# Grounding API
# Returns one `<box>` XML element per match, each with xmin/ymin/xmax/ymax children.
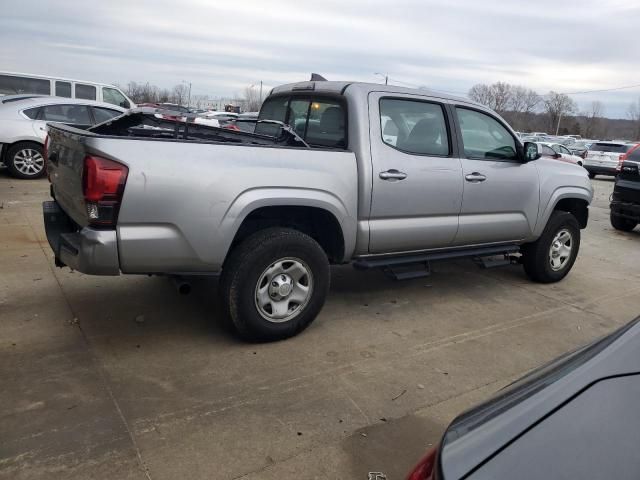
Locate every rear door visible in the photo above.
<box><xmin>368</xmin><ymin>93</ymin><xmax>463</xmax><ymax>253</ymax></box>
<box><xmin>452</xmin><ymin>106</ymin><xmax>539</xmax><ymax>246</ymax></box>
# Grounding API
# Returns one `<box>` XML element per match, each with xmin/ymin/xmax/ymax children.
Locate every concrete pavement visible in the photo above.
<box><xmin>1</xmin><ymin>172</ymin><xmax>639</xmax><ymax>479</ymax></box>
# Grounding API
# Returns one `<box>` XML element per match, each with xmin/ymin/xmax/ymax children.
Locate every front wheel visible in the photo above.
<box><xmin>219</xmin><ymin>228</ymin><xmax>330</xmax><ymax>342</ymax></box>
<box><xmin>610</xmin><ymin>212</ymin><xmax>637</xmax><ymax>232</ymax></box>
<box><xmin>522</xmin><ymin>211</ymin><xmax>580</xmax><ymax>283</ymax></box>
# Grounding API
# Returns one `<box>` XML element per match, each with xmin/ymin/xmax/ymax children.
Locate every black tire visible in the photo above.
<box><xmin>588</xmin><ymin>172</ymin><xmax>596</xmax><ymax>179</ymax></box>
<box><xmin>219</xmin><ymin>228</ymin><xmax>330</xmax><ymax>342</ymax></box>
<box><xmin>522</xmin><ymin>211</ymin><xmax>580</xmax><ymax>283</ymax></box>
<box><xmin>610</xmin><ymin>212</ymin><xmax>637</xmax><ymax>232</ymax></box>
<box><xmin>5</xmin><ymin>142</ymin><xmax>46</xmax><ymax>179</ymax></box>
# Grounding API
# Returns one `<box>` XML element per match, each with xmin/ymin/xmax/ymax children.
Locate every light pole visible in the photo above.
<box><xmin>182</xmin><ymin>80</ymin><xmax>192</xmax><ymax>108</ymax></box>
<box><xmin>374</xmin><ymin>72</ymin><xmax>388</xmax><ymax>85</ymax></box>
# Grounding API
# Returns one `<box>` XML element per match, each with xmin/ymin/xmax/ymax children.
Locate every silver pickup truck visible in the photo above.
<box><xmin>43</xmin><ymin>81</ymin><xmax>593</xmax><ymax>341</ymax></box>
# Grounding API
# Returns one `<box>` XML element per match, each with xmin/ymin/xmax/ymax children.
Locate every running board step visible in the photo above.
<box><xmin>353</xmin><ymin>245</ymin><xmax>520</xmax><ymax>271</ymax></box>
<box><xmin>383</xmin><ymin>262</ymin><xmax>431</xmax><ymax>280</ymax></box>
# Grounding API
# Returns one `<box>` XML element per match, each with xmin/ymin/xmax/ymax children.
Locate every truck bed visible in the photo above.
<box><xmin>45</xmin><ymin>117</ymin><xmax>359</xmax><ymax>274</ymax></box>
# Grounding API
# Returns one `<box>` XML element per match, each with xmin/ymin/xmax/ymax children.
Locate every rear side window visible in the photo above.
<box><xmin>75</xmin><ymin>84</ymin><xmax>96</xmax><ymax>100</ymax></box>
<box><xmin>380</xmin><ymin>98</ymin><xmax>449</xmax><ymax>156</ymax></box>
<box><xmin>589</xmin><ymin>143</ymin><xmax>628</xmax><ymax>153</ymax></box>
<box><xmin>40</xmin><ymin>104</ymin><xmax>92</xmax><ymax>124</ymax></box>
<box><xmin>0</xmin><ymin>75</ymin><xmax>50</xmax><ymax>95</ymax></box>
<box><xmin>456</xmin><ymin>108</ymin><xmax>517</xmax><ymax>160</ymax></box>
<box><xmin>55</xmin><ymin>81</ymin><xmax>71</xmax><ymax>98</ymax></box>
<box><xmin>102</xmin><ymin>87</ymin><xmax>130</xmax><ymax>108</ymax></box>
<box><xmin>256</xmin><ymin>96</ymin><xmax>347</xmax><ymax>148</ymax></box>
<box><xmin>22</xmin><ymin>107</ymin><xmax>40</xmax><ymax>119</ymax></box>
<box><xmin>92</xmin><ymin>107</ymin><xmax>121</xmax><ymax>124</ymax></box>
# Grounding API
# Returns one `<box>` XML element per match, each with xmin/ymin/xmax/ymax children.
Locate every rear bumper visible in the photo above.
<box><xmin>611</xmin><ymin>201</ymin><xmax>640</xmax><ymax>222</ymax></box>
<box><xmin>584</xmin><ymin>165</ymin><xmax>617</xmax><ymax>175</ymax></box>
<box><xmin>43</xmin><ymin>201</ymin><xmax>120</xmax><ymax>275</ymax></box>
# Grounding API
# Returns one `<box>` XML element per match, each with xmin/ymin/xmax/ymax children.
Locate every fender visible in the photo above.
<box><xmin>533</xmin><ymin>185</ymin><xmax>593</xmax><ymax>237</ymax></box>
<box><xmin>218</xmin><ymin>187</ymin><xmax>358</xmax><ymax>263</ymax></box>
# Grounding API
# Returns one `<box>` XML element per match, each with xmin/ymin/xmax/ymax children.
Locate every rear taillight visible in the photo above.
<box><xmin>406</xmin><ymin>445</ymin><xmax>439</xmax><ymax>480</ymax></box>
<box><xmin>617</xmin><ymin>154</ymin><xmax>628</xmax><ymax>172</ymax></box>
<box><xmin>223</xmin><ymin>124</ymin><xmax>241</xmax><ymax>131</ymax></box>
<box><xmin>82</xmin><ymin>155</ymin><xmax>128</xmax><ymax>226</ymax></box>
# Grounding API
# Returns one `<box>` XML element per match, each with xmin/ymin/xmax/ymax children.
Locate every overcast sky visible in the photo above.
<box><xmin>1</xmin><ymin>0</ymin><xmax>639</xmax><ymax>117</ymax></box>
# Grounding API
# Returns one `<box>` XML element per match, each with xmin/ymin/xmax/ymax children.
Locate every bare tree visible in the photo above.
<box><xmin>627</xmin><ymin>98</ymin><xmax>640</xmax><ymax>140</ymax></box>
<box><xmin>468</xmin><ymin>83</ymin><xmax>494</xmax><ymax>108</ymax></box>
<box><xmin>242</xmin><ymin>85</ymin><xmax>263</xmax><ymax>112</ymax></box>
<box><xmin>508</xmin><ymin>86</ymin><xmax>540</xmax><ymax>130</ymax></box>
<box><xmin>583</xmin><ymin>101</ymin><xmax>604</xmax><ymax>139</ymax></box>
<box><xmin>543</xmin><ymin>92</ymin><xmax>577</xmax><ymax>133</ymax></box>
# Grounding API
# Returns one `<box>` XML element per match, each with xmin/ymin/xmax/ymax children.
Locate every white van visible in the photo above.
<box><xmin>0</xmin><ymin>72</ymin><xmax>135</xmax><ymax>108</ymax></box>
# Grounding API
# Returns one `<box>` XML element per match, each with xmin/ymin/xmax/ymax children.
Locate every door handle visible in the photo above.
<box><xmin>465</xmin><ymin>172</ymin><xmax>487</xmax><ymax>183</ymax></box>
<box><xmin>379</xmin><ymin>169</ymin><xmax>407</xmax><ymax>181</ymax></box>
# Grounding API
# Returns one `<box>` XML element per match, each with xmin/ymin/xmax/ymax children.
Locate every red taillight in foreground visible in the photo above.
<box><xmin>406</xmin><ymin>445</ymin><xmax>439</xmax><ymax>480</ymax></box>
<box><xmin>82</xmin><ymin>155</ymin><xmax>128</xmax><ymax>226</ymax></box>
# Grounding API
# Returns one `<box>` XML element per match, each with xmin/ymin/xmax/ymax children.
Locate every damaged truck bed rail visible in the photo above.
<box><xmin>89</xmin><ymin>108</ymin><xmax>310</xmax><ymax>147</ymax></box>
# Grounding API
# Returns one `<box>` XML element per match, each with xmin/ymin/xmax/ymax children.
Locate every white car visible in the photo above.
<box><xmin>0</xmin><ymin>96</ymin><xmax>125</xmax><ymax>178</ymax></box>
<box><xmin>537</xmin><ymin>142</ymin><xmax>585</xmax><ymax>166</ymax></box>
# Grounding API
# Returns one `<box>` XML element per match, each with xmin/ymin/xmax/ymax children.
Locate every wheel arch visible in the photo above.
<box><xmin>536</xmin><ymin>187</ymin><xmax>591</xmax><ymax>236</ymax></box>
<box><xmin>219</xmin><ymin>188</ymin><xmax>357</xmax><ymax>265</ymax></box>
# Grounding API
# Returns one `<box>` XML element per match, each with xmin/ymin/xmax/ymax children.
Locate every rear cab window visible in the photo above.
<box><xmin>256</xmin><ymin>95</ymin><xmax>347</xmax><ymax>149</ymax></box>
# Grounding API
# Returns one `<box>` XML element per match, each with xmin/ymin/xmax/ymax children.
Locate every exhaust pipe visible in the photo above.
<box><xmin>170</xmin><ymin>276</ymin><xmax>191</xmax><ymax>295</ymax></box>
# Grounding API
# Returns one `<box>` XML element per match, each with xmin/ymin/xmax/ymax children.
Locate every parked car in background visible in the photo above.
<box><xmin>406</xmin><ymin>317</ymin><xmax>640</xmax><ymax>480</ymax></box>
<box><xmin>610</xmin><ymin>158</ymin><xmax>640</xmax><ymax>232</ymax></box>
<box><xmin>43</xmin><ymin>80</ymin><xmax>592</xmax><ymax>342</ymax></box>
<box><xmin>567</xmin><ymin>140</ymin><xmax>592</xmax><ymax>158</ymax></box>
<box><xmin>536</xmin><ymin>142</ymin><xmax>584</xmax><ymax>166</ymax></box>
<box><xmin>584</xmin><ymin>141</ymin><xmax>639</xmax><ymax>178</ymax></box>
<box><xmin>0</xmin><ymin>97</ymin><xmax>125</xmax><ymax>178</ymax></box>
<box><xmin>0</xmin><ymin>72</ymin><xmax>134</xmax><ymax>108</ymax></box>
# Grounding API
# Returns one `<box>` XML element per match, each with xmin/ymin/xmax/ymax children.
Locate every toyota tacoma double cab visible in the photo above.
<box><xmin>43</xmin><ymin>80</ymin><xmax>593</xmax><ymax>341</ymax></box>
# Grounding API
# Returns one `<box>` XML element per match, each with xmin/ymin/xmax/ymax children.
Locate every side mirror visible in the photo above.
<box><xmin>523</xmin><ymin>142</ymin><xmax>541</xmax><ymax>162</ymax></box>
<box><xmin>553</xmin><ymin>153</ymin><xmax>562</xmax><ymax>159</ymax></box>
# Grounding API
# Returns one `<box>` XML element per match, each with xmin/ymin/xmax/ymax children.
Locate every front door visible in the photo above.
<box><xmin>368</xmin><ymin>93</ymin><xmax>463</xmax><ymax>253</ymax></box>
<box><xmin>452</xmin><ymin>106</ymin><xmax>539</xmax><ymax>246</ymax></box>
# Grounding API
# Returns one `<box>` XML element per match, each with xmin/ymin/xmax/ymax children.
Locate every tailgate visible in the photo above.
<box><xmin>47</xmin><ymin>125</ymin><xmax>91</xmax><ymax>226</ymax></box>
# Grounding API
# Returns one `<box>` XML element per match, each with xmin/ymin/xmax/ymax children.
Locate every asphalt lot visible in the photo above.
<box><xmin>1</xmin><ymin>172</ymin><xmax>639</xmax><ymax>480</ymax></box>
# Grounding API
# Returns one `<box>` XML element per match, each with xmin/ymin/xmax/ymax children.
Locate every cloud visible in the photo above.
<box><xmin>1</xmin><ymin>0</ymin><xmax>638</xmax><ymax>117</ymax></box>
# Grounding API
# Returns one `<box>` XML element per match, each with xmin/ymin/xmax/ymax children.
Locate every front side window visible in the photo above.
<box><xmin>40</xmin><ymin>104</ymin><xmax>91</xmax><ymax>124</ymax></box>
<box><xmin>255</xmin><ymin>96</ymin><xmax>346</xmax><ymax>148</ymax></box>
<box><xmin>55</xmin><ymin>81</ymin><xmax>71</xmax><ymax>98</ymax></box>
<box><xmin>75</xmin><ymin>84</ymin><xmax>96</xmax><ymax>100</ymax></box>
<box><xmin>380</xmin><ymin>98</ymin><xmax>449</xmax><ymax>156</ymax></box>
<box><xmin>0</xmin><ymin>75</ymin><xmax>50</xmax><ymax>95</ymax></box>
<box><xmin>456</xmin><ymin>108</ymin><xmax>517</xmax><ymax>160</ymax></box>
<box><xmin>102</xmin><ymin>87</ymin><xmax>130</xmax><ymax>108</ymax></box>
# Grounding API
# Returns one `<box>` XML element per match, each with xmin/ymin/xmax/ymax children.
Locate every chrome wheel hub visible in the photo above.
<box><xmin>255</xmin><ymin>258</ymin><xmax>313</xmax><ymax>323</ymax></box>
<box><xmin>13</xmin><ymin>148</ymin><xmax>44</xmax><ymax>176</ymax></box>
<box><xmin>549</xmin><ymin>229</ymin><xmax>573</xmax><ymax>271</ymax></box>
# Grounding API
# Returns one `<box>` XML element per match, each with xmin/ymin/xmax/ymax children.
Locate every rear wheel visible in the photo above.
<box><xmin>522</xmin><ymin>211</ymin><xmax>580</xmax><ymax>283</ymax></box>
<box><xmin>610</xmin><ymin>212</ymin><xmax>637</xmax><ymax>232</ymax></box>
<box><xmin>219</xmin><ymin>228</ymin><xmax>330</xmax><ymax>342</ymax></box>
<box><xmin>5</xmin><ymin>142</ymin><xmax>46</xmax><ymax>179</ymax></box>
